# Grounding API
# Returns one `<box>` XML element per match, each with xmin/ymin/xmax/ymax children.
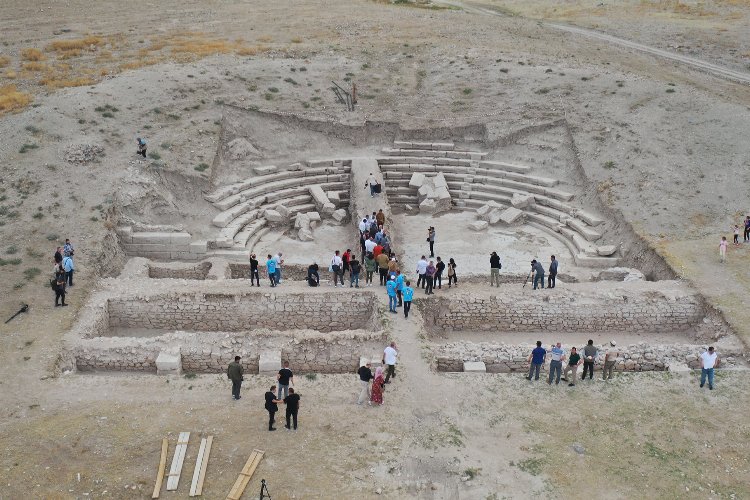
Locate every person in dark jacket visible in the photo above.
<box><xmin>435</xmin><ymin>256</ymin><xmax>445</xmax><ymax>289</ymax></box>
<box><xmin>54</xmin><ymin>265</ymin><xmax>67</xmax><ymax>307</ymax></box>
<box><xmin>307</xmin><ymin>263</ymin><xmax>320</xmax><ymax>286</ymax></box>
<box><xmin>249</xmin><ymin>254</ymin><xmax>260</xmax><ymax>286</ymax></box>
<box><xmin>548</xmin><ymin>255</ymin><xmax>558</xmax><ymax>289</ymax></box>
<box><xmin>227</xmin><ymin>356</ymin><xmax>244</xmax><ymax>400</ymax></box>
<box><xmin>284</xmin><ymin>388</ymin><xmax>301</xmax><ymax>430</ymax></box>
<box><xmin>490</xmin><ymin>252</ymin><xmax>502</xmax><ymax>287</ymax></box>
<box><xmin>264</xmin><ymin>386</ymin><xmax>283</xmax><ymax>431</ymax></box>
<box><xmin>531</xmin><ymin>259</ymin><xmax>545</xmax><ymax>290</ymax></box>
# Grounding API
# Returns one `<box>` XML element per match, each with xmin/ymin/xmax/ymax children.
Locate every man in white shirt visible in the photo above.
<box><xmin>358</xmin><ymin>218</ymin><xmax>368</xmax><ymax>234</ymax></box>
<box><xmin>364</xmin><ymin>237</ymin><xmax>377</xmax><ymax>254</ymax></box>
<box><xmin>603</xmin><ymin>341</ymin><xmax>619</xmax><ymax>381</ymax></box>
<box><xmin>700</xmin><ymin>346</ymin><xmax>720</xmax><ymax>390</ymax></box>
<box><xmin>330</xmin><ymin>251</ymin><xmax>343</xmax><ymax>287</ymax></box>
<box><xmin>416</xmin><ymin>256</ymin><xmax>428</xmax><ymax>289</ymax></box>
<box><xmin>382</xmin><ymin>342</ymin><xmax>398</xmax><ymax>384</ymax></box>
<box><xmin>273</xmin><ymin>252</ymin><xmax>284</xmax><ymax>285</ymax></box>
<box><xmin>365</xmin><ymin>173</ymin><xmax>380</xmax><ymax>197</ymax></box>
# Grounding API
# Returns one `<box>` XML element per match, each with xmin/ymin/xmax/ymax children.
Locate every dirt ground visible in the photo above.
<box><xmin>2</xmin><ymin>0</ymin><xmax>750</xmax><ymax>498</ymax></box>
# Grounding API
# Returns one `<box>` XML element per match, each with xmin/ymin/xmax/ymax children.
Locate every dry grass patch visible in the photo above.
<box><xmin>21</xmin><ymin>48</ymin><xmax>45</xmax><ymax>61</ymax></box>
<box><xmin>0</xmin><ymin>56</ymin><xmax>10</xmax><ymax>68</ymax></box>
<box><xmin>118</xmin><ymin>56</ymin><xmax>163</xmax><ymax>71</ymax></box>
<box><xmin>0</xmin><ymin>85</ymin><xmax>32</xmax><ymax>114</ymax></box>
<box><xmin>22</xmin><ymin>62</ymin><xmax>50</xmax><ymax>72</ymax></box>
<box><xmin>235</xmin><ymin>45</ymin><xmax>271</xmax><ymax>56</ymax></box>
<box><xmin>169</xmin><ymin>34</ymin><xmax>236</xmax><ymax>59</ymax></box>
<box><xmin>4</xmin><ymin>70</ymin><xmax>17</xmax><ymax>79</ymax></box>
<box><xmin>48</xmin><ymin>36</ymin><xmax>105</xmax><ymax>54</ymax></box>
<box><xmin>39</xmin><ymin>73</ymin><xmax>96</xmax><ymax>89</ymax></box>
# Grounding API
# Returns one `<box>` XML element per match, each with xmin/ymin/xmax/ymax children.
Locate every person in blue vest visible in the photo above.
<box><xmin>402</xmin><ymin>280</ymin><xmax>414</xmax><ymax>319</ymax></box>
<box><xmin>394</xmin><ymin>270</ymin><xmax>405</xmax><ymax>307</ymax></box>
<box><xmin>265</xmin><ymin>254</ymin><xmax>277</xmax><ymax>287</ymax></box>
<box><xmin>386</xmin><ymin>275</ymin><xmax>397</xmax><ymax>313</ymax></box>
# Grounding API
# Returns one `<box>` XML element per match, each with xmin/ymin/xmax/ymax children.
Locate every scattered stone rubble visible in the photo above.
<box><xmin>64</xmin><ymin>143</ymin><xmax>105</xmax><ymax>165</ymax></box>
<box><xmin>408</xmin><ymin>172</ymin><xmax>452</xmax><ymax>214</ymax></box>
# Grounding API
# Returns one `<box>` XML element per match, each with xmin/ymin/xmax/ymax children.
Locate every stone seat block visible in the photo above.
<box><xmin>479</xmin><ymin>160</ymin><xmax>532</xmax><ymax>173</ymax></box>
<box><xmin>464</xmin><ymin>361</ymin><xmax>487</xmax><ymax>373</ymax></box>
<box><xmin>409</xmin><ymin>172</ymin><xmax>426</xmax><ymax>188</ymax></box>
<box><xmin>259</xmin><ymin>351</ymin><xmax>281</xmax><ymax>375</ymax></box>
<box><xmin>254</xmin><ymin>165</ymin><xmax>278</xmax><ymax>175</ymax></box>
<box><xmin>567</xmin><ymin>218</ymin><xmax>602</xmax><ymax>242</ymax></box>
<box><xmin>156</xmin><ymin>350</ymin><xmax>182</xmax><ymax>375</ymax></box>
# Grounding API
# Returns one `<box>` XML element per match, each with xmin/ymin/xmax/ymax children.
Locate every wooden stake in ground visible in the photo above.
<box><xmin>189</xmin><ymin>436</ymin><xmax>213</xmax><ymax>497</ymax></box>
<box><xmin>226</xmin><ymin>449</ymin><xmax>265</xmax><ymax>500</ymax></box>
<box><xmin>151</xmin><ymin>438</ymin><xmax>168</xmax><ymax>499</ymax></box>
<box><xmin>166</xmin><ymin>432</ymin><xmax>190</xmax><ymax>491</ymax></box>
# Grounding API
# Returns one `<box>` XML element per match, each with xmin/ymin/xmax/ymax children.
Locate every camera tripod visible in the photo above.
<box><xmin>259</xmin><ymin>479</ymin><xmax>271</xmax><ymax>499</ymax></box>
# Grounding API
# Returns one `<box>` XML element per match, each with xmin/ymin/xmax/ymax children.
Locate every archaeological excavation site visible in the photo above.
<box><xmin>60</xmin><ymin>109</ymin><xmax>744</xmax><ymax>380</ymax></box>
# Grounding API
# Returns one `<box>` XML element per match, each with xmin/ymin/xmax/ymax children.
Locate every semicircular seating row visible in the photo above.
<box><xmin>377</xmin><ymin>142</ymin><xmax>619</xmax><ymax>268</ymax></box>
<box><xmin>203</xmin><ymin>161</ymin><xmax>351</xmax><ymax>257</ymax></box>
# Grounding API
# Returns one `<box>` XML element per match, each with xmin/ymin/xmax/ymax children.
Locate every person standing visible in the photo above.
<box><xmin>365</xmin><ymin>173</ymin><xmax>380</xmax><ymax>197</ymax></box>
<box><xmin>547</xmin><ymin>342</ymin><xmax>564</xmax><ymax>385</ymax></box>
<box><xmin>733</xmin><ymin>225</ymin><xmax>740</xmax><ymax>246</ymax></box>
<box><xmin>371</xmin><ymin>367</ymin><xmax>385</xmax><ymax>406</ymax></box>
<box><xmin>376</xmin><ymin>251</ymin><xmax>389</xmax><ymax>286</ymax></box>
<box><xmin>386</xmin><ymin>275</ymin><xmax>398</xmax><ymax>313</ymax></box>
<box><xmin>63</xmin><ymin>238</ymin><xmax>74</xmax><ymax>257</ymax></box>
<box><xmin>435</xmin><ymin>256</ymin><xmax>445</xmax><ymax>289</ymax></box>
<box><xmin>342</xmin><ymin>249</ymin><xmax>352</xmax><ymax>277</ymax></box>
<box><xmin>62</xmin><ymin>253</ymin><xmax>75</xmax><ymax>287</ymax></box>
<box><xmin>307</xmin><ymin>262</ymin><xmax>320</xmax><ymax>286</ymax></box>
<box><xmin>330</xmin><ymin>250</ymin><xmax>344</xmax><ymax>286</ymax></box>
<box><xmin>349</xmin><ymin>255</ymin><xmax>361</xmax><ymax>288</ymax></box>
<box><xmin>273</xmin><ymin>252</ymin><xmax>284</xmax><ymax>285</ymax></box>
<box><xmin>283</xmin><ymin>388</ymin><xmax>301</xmax><ymax>430</ymax></box>
<box><xmin>526</xmin><ymin>341</ymin><xmax>546</xmax><ymax>381</ymax></box>
<box><xmin>364</xmin><ymin>252</ymin><xmax>377</xmax><ymax>287</ymax></box>
<box><xmin>447</xmin><ymin>258</ymin><xmax>458</xmax><ymax>288</ymax></box>
<box><xmin>266</xmin><ymin>254</ymin><xmax>277</xmax><ymax>287</ymax></box>
<box><xmin>744</xmin><ymin>216</ymin><xmax>750</xmax><ymax>243</ymax></box>
<box><xmin>359</xmin><ymin>217</ymin><xmax>369</xmax><ymax>235</ymax></box>
<box><xmin>719</xmin><ymin>236</ymin><xmax>728</xmax><ymax>263</ymax></box>
<box><xmin>425</xmin><ymin>260</ymin><xmax>436</xmax><ymax>295</ymax></box>
<box><xmin>264</xmin><ymin>386</ymin><xmax>283</xmax><ymax>431</ymax></box>
<box><xmin>416</xmin><ymin>256</ymin><xmax>428</xmax><ymax>289</ymax></box>
<box><xmin>53</xmin><ymin>265</ymin><xmax>67</xmax><ymax>307</ymax></box>
<box><xmin>700</xmin><ymin>346</ymin><xmax>720</xmax><ymax>390</ymax></box>
<box><xmin>136</xmin><ymin>137</ymin><xmax>147</xmax><ymax>158</ymax></box>
<box><xmin>249</xmin><ymin>254</ymin><xmax>260</xmax><ymax>286</ymax></box>
<box><xmin>562</xmin><ymin>347</ymin><xmax>582</xmax><ymax>387</ymax></box>
<box><xmin>277</xmin><ymin>361</ymin><xmax>294</xmax><ymax>399</ymax></box>
<box><xmin>531</xmin><ymin>259</ymin><xmax>545</xmax><ymax>290</ymax></box>
<box><xmin>603</xmin><ymin>341</ymin><xmax>619</xmax><ymax>381</ymax></box>
<box><xmin>365</xmin><ymin>236</ymin><xmax>377</xmax><ymax>255</ymax></box>
<box><xmin>376</xmin><ymin>208</ymin><xmax>386</xmax><ymax>227</ymax></box>
<box><xmin>54</xmin><ymin>246</ymin><xmax>63</xmax><ymax>266</ymax></box>
<box><xmin>427</xmin><ymin>226</ymin><xmax>436</xmax><ymax>257</ymax></box>
<box><xmin>402</xmin><ymin>280</ymin><xmax>414</xmax><ymax>319</ymax></box>
<box><xmin>357</xmin><ymin>362</ymin><xmax>373</xmax><ymax>405</ymax></box>
<box><xmin>383</xmin><ymin>342</ymin><xmax>398</xmax><ymax>384</ymax></box>
<box><xmin>227</xmin><ymin>356</ymin><xmax>244</xmax><ymax>400</ymax></box>
<box><xmin>582</xmin><ymin>339</ymin><xmax>597</xmax><ymax>380</ymax></box>
<box><xmin>548</xmin><ymin>255</ymin><xmax>558</xmax><ymax>289</ymax></box>
<box><xmin>490</xmin><ymin>252</ymin><xmax>502</xmax><ymax>287</ymax></box>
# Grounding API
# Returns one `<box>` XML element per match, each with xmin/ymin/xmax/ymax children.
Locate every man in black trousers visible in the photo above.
<box><xmin>264</xmin><ymin>386</ymin><xmax>282</xmax><ymax>431</ymax></box>
<box><xmin>284</xmin><ymin>388</ymin><xmax>301</xmax><ymax>430</ymax></box>
<box><xmin>227</xmin><ymin>356</ymin><xmax>244</xmax><ymax>400</ymax></box>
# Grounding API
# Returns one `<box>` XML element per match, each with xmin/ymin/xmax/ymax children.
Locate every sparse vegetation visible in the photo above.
<box><xmin>305</xmin><ymin>373</ymin><xmax>317</xmax><ymax>381</ymax></box>
<box><xmin>462</xmin><ymin>467</ymin><xmax>481</xmax><ymax>480</ymax></box>
<box><xmin>194</xmin><ymin>163</ymin><xmax>209</xmax><ymax>172</ymax></box>
<box><xmin>148</xmin><ymin>151</ymin><xmax>161</xmax><ymax>160</ymax></box>
<box><xmin>0</xmin><ymin>258</ymin><xmax>22</xmax><ymax>266</ymax></box>
<box><xmin>462</xmin><ymin>88</ymin><xmax>472</xmax><ymax>95</ymax></box>
<box><xmin>0</xmin><ymin>85</ymin><xmax>33</xmax><ymax>114</ymax></box>
<box><xmin>19</xmin><ymin>143</ymin><xmax>39</xmax><ymax>154</ymax></box>
<box><xmin>23</xmin><ymin>267</ymin><xmax>41</xmax><ymax>280</ymax></box>
<box><xmin>21</xmin><ymin>48</ymin><xmax>45</xmax><ymax>61</ymax></box>
<box><xmin>516</xmin><ymin>457</ymin><xmax>544</xmax><ymax>476</ymax></box>
<box><xmin>603</xmin><ymin>160</ymin><xmax>616</xmax><ymax>169</ymax></box>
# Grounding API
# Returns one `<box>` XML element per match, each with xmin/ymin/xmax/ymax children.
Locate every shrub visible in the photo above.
<box><xmin>23</xmin><ymin>267</ymin><xmax>41</xmax><ymax>280</ymax></box>
<box><xmin>462</xmin><ymin>88</ymin><xmax>472</xmax><ymax>95</ymax></box>
<box><xmin>0</xmin><ymin>85</ymin><xmax>33</xmax><ymax>114</ymax></box>
<box><xmin>148</xmin><ymin>151</ymin><xmax>161</xmax><ymax>160</ymax></box>
<box><xmin>21</xmin><ymin>48</ymin><xmax>45</xmax><ymax>61</ymax></box>
<box><xmin>19</xmin><ymin>143</ymin><xmax>38</xmax><ymax>154</ymax></box>
<box><xmin>194</xmin><ymin>163</ymin><xmax>209</xmax><ymax>172</ymax></box>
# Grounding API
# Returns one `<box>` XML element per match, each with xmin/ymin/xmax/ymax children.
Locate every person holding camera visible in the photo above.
<box><xmin>490</xmin><ymin>251</ymin><xmax>502</xmax><ymax>287</ymax></box>
<box><xmin>427</xmin><ymin>227</ymin><xmax>436</xmax><ymax>258</ymax></box>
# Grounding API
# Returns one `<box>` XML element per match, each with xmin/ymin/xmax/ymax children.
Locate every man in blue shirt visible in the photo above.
<box><xmin>402</xmin><ymin>280</ymin><xmax>414</xmax><ymax>319</ymax></box>
<box><xmin>265</xmin><ymin>254</ymin><xmax>277</xmax><ymax>287</ymax></box>
<box><xmin>386</xmin><ymin>276</ymin><xmax>397</xmax><ymax>313</ymax></box>
<box><xmin>526</xmin><ymin>341</ymin><xmax>546</xmax><ymax>381</ymax></box>
<box><xmin>547</xmin><ymin>342</ymin><xmax>564</xmax><ymax>385</ymax></box>
<box><xmin>62</xmin><ymin>254</ymin><xmax>75</xmax><ymax>287</ymax></box>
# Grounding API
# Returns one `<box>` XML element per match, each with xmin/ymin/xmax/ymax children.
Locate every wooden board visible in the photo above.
<box><xmin>189</xmin><ymin>436</ymin><xmax>213</xmax><ymax>497</ymax></box>
<box><xmin>166</xmin><ymin>432</ymin><xmax>190</xmax><ymax>491</ymax></box>
<box><xmin>151</xmin><ymin>438</ymin><xmax>169</xmax><ymax>499</ymax></box>
<box><xmin>226</xmin><ymin>449</ymin><xmax>265</xmax><ymax>500</ymax></box>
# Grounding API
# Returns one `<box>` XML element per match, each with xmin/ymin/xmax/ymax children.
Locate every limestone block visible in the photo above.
<box><xmin>259</xmin><ymin>351</ymin><xmax>281</xmax><ymax>375</ymax></box>
<box><xmin>404</xmin><ymin>204</ymin><xmax>414</xmax><ymax>211</ymax></box>
<box><xmin>469</xmin><ymin>221</ymin><xmax>489</xmax><ymax>231</ymax></box>
<box><xmin>115</xmin><ymin>226</ymin><xmax>133</xmax><ymax>243</ymax></box>
<box><xmin>479</xmin><ymin>160</ymin><xmax>531</xmax><ymax>173</ymax></box>
<box><xmin>394</xmin><ymin>141</ymin><xmax>412</xmax><ymax>148</ymax></box>
<box><xmin>435</xmin><ymin>186</ymin><xmax>451</xmax><ymax>200</ymax></box>
<box><xmin>431</xmin><ymin>142</ymin><xmax>455</xmax><ymax>151</ymax></box>
<box><xmin>298</xmin><ymin>227</ymin><xmax>314</xmax><ymax>241</ymax></box>
<box><xmin>488</xmin><ymin>208</ymin><xmax>504</xmax><ymax>225</ymax></box>
<box><xmin>419</xmin><ymin>198</ymin><xmax>436</xmax><ymax>214</ymax></box>
<box><xmin>597</xmin><ymin>245</ymin><xmax>619</xmax><ymax>256</ymax></box>
<box><xmin>575</xmin><ymin>209</ymin><xmax>604</xmax><ymax>227</ymax></box>
<box><xmin>476</xmin><ymin>204</ymin><xmax>493</xmax><ymax>218</ymax></box>
<box><xmin>499</xmin><ymin>207</ymin><xmax>524</xmax><ymax>224</ymax></box>
<box><xmin>464</xmin><ymin>361</ymin><xmax>487</xmax><ymax>373</ymax></box>
<box><xmin>294</xmin><ymin>213</ymin><xmax>310</xmax><ymax>229</ymax></box>
<box><xmin>332</xmin><ymin>208</ymin><xmax>347</xmax><ymax>222</ymax></box>
<box><xmin>567</xmin><ymin>218</ymin><xmax>602</xmax><ymax>241</ymax></box>
<box><xmin>417</xmin><ymin>185</ymin><xmax>433</xmax><ymax>199</ymax></box>
<box><xmin>309</xmin><ymin>185</ymin><xmax>332</xmax><ymax>210</ymax></box>
<box><xmin>409</xmin><ymin>172</ymin><xmax>426</xmax><ymax>189</ymax></box>
<box><xmin>189</xmin><ymin>241</ymin><xmax>207</xmax><ymax>254</ymax></box>
<box><xmin>288</xmin><ymin>162</ymin><xmax>304</xmax><ymax>171</ymax></box>
<box><xmin>276</xmin><ymin>205</ymin><xmax>291</xmax><ymax>218</ymax></box>
<box><xmin>433</xmin><ymin>173</ymin><xmax>448</xmax><ymax>189</ymax></box>
<box><xmin>327</xmin><ymin>191</ymin><xmax>341</xmax><ymax>202</ymax></box>
<box><xmin>322</xmin><ymin>202</ymin><xmax>336</xmax><ymax>215</ymax></box>
<box><xmin>511</xmin><ymin>193</ymin><xmax>535</xmax><ymax>209</ymax></box>
<box><xmin>156</xmin><ymin>350</ymin><xmax>181</xmax><ymax>375</ymax></box>
<box><xmin>306</xmin><ymin>212</ymin><xmax>321</xmax><ymax>222</ymax></box>
<box><xmin>264</xmin><ymin>209</ymin><xmax>284</xmax><ymax>223</ymax></box>
<box><xmin>254</xmin><ymin>165</ymin><xmax>278</xmax><ymax>175</ymax></box>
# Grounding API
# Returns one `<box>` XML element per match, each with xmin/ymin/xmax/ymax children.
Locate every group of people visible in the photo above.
<box><xmin>526</xmin><ymin>340</ymin><xmax>721</xmax><ymax>390</ymax></box>
<box><xmin>528</xmin><ymin>255</ymin><xmax>558</xmax><ymax>290</ymax></box>
<box><xmin>357</xmin><ymin>342</ymin><xmax>398</xmax><ymax>406</ymax></box>
<box><xmin>51</xmin><ymin>239</ymin><xmax>76</xmax><ymax>307</ymax></box>
<box><xmin>721</xmin><ymin>216</ymin><xmax>750</xmax><ymax>263</ymax></box>
<box><xmin>227</xmin><ymin>357</ymin><xmax>301</xmax><ymax>431</ymax></box>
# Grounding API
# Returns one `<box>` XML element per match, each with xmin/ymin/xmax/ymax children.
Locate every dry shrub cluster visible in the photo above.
<box><xmin>21</xmin><ymin>48</ymin><xmax>45</xmax><ymax>61</ymax></box>
<box><xmin>0</xmin><ymin>85</ymin><xmax>33</xmax><ymax>113</ymax></box>
<box><xmin>48</xmin><ymin>36</ymin><xmax>105</xmax><ymax>54</ymax></box>
<box><xmin>0</xmin><ymin>56</ymin><xmax>10</xmax><ymax>68</ymax></box>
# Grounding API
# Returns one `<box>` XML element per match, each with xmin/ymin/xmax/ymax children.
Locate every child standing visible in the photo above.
<box><xmin>733</xmin><ymin>225</ymin><xmax>740</xmax><ymax>245</ymax></box>
<box><xmin>719</xmin><ymin>236</ymin><xmax>728</xmax><ymax>263</ymax></box>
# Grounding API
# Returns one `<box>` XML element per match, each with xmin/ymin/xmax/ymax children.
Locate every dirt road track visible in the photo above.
<box><xmin>439</xmin><ymin>0</ymin><xmax>750</xmax><ymax>86</ymax></box>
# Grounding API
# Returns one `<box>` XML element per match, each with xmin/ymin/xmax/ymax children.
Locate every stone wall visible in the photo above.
<box><xmin>421</xmin><ymin>283</ymin><xmax>713</xmax><ymax>335</ymax></box>
<box><xmin>116</xmin><ymin>227</ymin><xmax>208</xmax><ymax>260</ymax></box>
<box><xmin>106</xmin><ymin>291</ymin><xmax>378</xmax><ymax>334</ymax></box>
<box><xmin>228</xmin><ymin>263</ymin><xmax>310</xmax><ymax>281</ymax></box>
<box><xmin>434</xmin><ymin>341</ymin><xmax>742</xmax><ymax>373</ymax></box>
<box><xmin>148</xmin><ymin>262</ymin><xmax>213</xmax><ymax>279</ymax></box>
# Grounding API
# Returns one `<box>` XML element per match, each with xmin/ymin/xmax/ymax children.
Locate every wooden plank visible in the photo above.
<box><xmin>166</xmin><ymin>432</ymin><xmax>190</xmax><ymax>491</ymax></box>
<box><xmin>226</xmin><ymin>449</ymin><xmax>265</xmax><ymax>500</ymax></box>
<box><xmin>189</xmin><ymin>436</ymin><xmax>213</xmax><ymax>496</ymax></box>
<box><xmin>151</xmin><ymin>438</ymin><xmax>169</xmax><ymax>499</ymax></box>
